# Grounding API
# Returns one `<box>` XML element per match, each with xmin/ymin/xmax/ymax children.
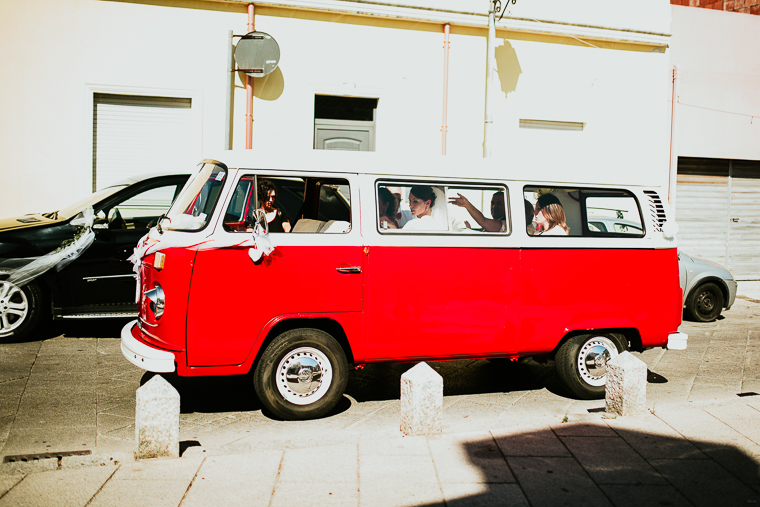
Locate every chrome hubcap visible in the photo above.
<box><xmin>0</xmin><ymin>280</ymin><xmax>29</xmax><ymax>336</ymax></box>
<box><xmin>577</xmin><ymin>337</ymin><xmax>619</xmax><ymax>387</ymax></box>
<box><xmin>276</xmin><ymin>347</ymin><xmax>333</xmax><ymax>406</ymax></box>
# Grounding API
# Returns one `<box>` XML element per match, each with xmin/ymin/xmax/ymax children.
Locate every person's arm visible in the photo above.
<box><xmin>279</xmin><ymin>208</ymin><xmax>291</xmax><ymax>233</ymax></box>
<box><xmin>448</xmin><ymin>193</ymin><xmax>502</xmax><ymax>232</ymax></box>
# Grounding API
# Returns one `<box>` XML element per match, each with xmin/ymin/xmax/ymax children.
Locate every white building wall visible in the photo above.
<box><xmin>670</xmin><ymin>5</ymin><xmax>760</xmax><ymax>160</ymax></box>
<box><xmin>0</xmin><ymin>0</ymin><xmax>672</xmax><ymax>217</ymax></box>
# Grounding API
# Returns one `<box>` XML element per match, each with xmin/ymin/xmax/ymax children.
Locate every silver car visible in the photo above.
<box><xmin>587</xmin><ymin>218</ymin><xmax>737</xmax><ymax>322</ymax></box>
<box><xmin>679</xmin><ymin>251</ymin><xmax>737</xmax><ymax>322</ymax></box>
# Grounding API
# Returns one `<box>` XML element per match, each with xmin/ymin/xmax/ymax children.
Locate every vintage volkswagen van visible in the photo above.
<box><xmin>121</xmin><ymin>152</ymin><xmax>686</xmax><ymax>420</ymax></box>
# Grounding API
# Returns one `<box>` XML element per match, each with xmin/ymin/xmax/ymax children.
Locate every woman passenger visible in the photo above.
<box><xmin>402</xmin><ymin>185</ymin><xmax>437</xmax><ymax>231</ymax></box>
<box><xmin>257</xmin><ymin>179</ymin><xmax>291</xmax><ymax>233</ymax></box>
<box><xmin>378</xmin><ymin>187</ymin><xmax>400</xmax><ymax>229</ymax></box>
<box><xmin>534</xmin><ymin>194</ymin><xmax>569</xmax><ymax>236</ymax></box>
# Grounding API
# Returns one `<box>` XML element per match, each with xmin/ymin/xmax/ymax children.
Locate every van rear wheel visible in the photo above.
<box><xmin>253</xmin><ymin>328</ymin><xmax>348</xmax><ymax>421</ymax></box>
<box><xmin>556</xmin><ymin>333</ymin><xmax>627</xmax><ymax>400</ymax></box>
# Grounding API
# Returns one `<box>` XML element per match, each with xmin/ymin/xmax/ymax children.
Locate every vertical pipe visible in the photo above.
<box><xmin>441</xmin><ymin>24</ymin><xmax>451</xmax><ymax>155</ymax></box>
<box><xmin>668</xmin><ymin>65</ymin><xmax>679</xmax><ymax>208</ymax></box>
<box><xmin>483</xmin><ymin>2</ymin><xmax>495</xmax><ymax>158</ymax></box>
<box><xmin>225</xmin><ymin>29</ymin><xmax>233</xmax><ymax>150</ymax></box>
<box><xmin>245</xmin><ymin>4</ymin><xmax>255</xmax><ymax>150</ymax></box>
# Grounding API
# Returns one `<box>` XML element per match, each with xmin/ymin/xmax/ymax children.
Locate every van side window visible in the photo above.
<box><xmin>377</xmin><ymin>182</ymin><xmax>509</xmax><ymax>234</ymax></box>
<box><xmin>223</xmin><ymin>175</ymin><xmax>351</xmax><ymax>234</ymax></box>
<box><xmin>585</xmin><ymin>195</ymin><xmax>643</xmax><ymax>236</ymax></box>
<box><xmin>523</xmin><ymin>186</ymin><xmax>643</xmax><ymax>237</ymax></box>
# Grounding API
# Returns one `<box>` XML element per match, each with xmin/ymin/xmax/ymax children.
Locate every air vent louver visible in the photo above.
<box><xmin>643</xmin><ymin>190</ymin><xmax>666</xmax><ymax>232</ymax></box>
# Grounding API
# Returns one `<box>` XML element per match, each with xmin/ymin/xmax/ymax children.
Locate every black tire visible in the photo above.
<box><xmin>253</xmin><ymin>328</ymin><xmax>348</xmax><ymax>421</ymax></box>
<box><xmin>555</xmin><ymin>333</ymin><xmax>628</xmax><ymax>400</ymax></box>
<box><xmin>0</xmin><ymin>274</ymin><xmax>47</xmax><ymax>342</ymax></box>
<box><xmin>685</xmin><ymin>282</ymin><xmax>724</xmax><ymax>322</ymax></box>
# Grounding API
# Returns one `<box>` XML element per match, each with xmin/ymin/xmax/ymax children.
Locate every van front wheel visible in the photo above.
<box><xmin>556</xmin><ymin>334</ymin><xmax>627</xmax><ymax>400</ymax></box>
<box><xmin>253</xmin><ymin>328</ymin><xmax>348</xmax><ymax>421</ymax></box>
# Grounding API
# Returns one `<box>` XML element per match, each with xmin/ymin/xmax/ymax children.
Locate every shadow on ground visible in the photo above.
<box><xmin>416</xmin><ymin>426</ymin><xmax>760</xmax><ymax>506</ymax></box>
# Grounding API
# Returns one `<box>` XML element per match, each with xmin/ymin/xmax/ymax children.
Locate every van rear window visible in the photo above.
<box><xmin>523</xmin><ymin>186</ymin><xmax>644</xmax><ymax>237</ymax></box>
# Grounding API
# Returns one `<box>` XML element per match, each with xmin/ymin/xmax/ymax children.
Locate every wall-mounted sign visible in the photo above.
<box><xmin>234</xmin><ymin>31</ymin><xmax>280</xmax><ymax>77</ymax></box>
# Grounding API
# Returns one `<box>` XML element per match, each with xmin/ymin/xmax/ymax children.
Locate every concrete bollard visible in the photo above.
<box><xmin>400</xmin><ymin>362</ymin><xmax>443</xmax><ymax>436</ymax></box>
<box><xmin>135</xmin><ymin>375</ymin><xmax>180</xmax><ymax>459</ymax></box>
<box><xmin>605</xmin><ymin>351</ymin><xmax>648</xmax><ymax>417</ymax></box>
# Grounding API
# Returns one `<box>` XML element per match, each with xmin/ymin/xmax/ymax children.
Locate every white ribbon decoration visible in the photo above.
<box><xmin>128</xmin><ymin>221</ymin><xmax>275</xmax><ymax>302</ymax></box>
<box><xmin>3</xmin><ymin>207</ymin><xmax>96</xmax><ymax>287</ymax></box>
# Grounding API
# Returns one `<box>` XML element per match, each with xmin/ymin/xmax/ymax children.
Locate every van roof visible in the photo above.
<box><xmin>200</xmin><ymin>149</ymin><xmax>655</xmax><ymax>189</ymax></box>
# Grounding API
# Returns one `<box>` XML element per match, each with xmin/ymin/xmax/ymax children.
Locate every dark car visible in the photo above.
<box><xmin>0</xmin><ymin>173</ymin><xmax>190</xmax><ymax>340</ymax></box>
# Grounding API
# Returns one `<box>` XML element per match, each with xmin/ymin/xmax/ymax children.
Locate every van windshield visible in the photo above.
<box><xmin>162</xmin><ymin>162</ymin><xmax>227</xmax><ymax>231</ymax></box>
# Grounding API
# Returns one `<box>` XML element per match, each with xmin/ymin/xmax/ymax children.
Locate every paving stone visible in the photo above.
<box><xmin>0</xmin><ymin>474</ymin><xmax>23</xmax><ymax>496</ymax></box>
<box><xmin>604</xmin><ymin>414</ymin><xmax>706</xmax><ymax>459</ymax></box>
<box><xmin>507</xmin><ymin>457</ymin><xmax>612</xmax><ymax>507</ymax></box>
<box><xmin>561</xmin><ymin>436</ymin><xmax>667</xmax><ymax>485</ymax></box>
<box><xmin>650</xmin><ymin>458</ymin><xmax>760</xmax><ymax>506</ymax></box>
<box><xmin>359</xmin><ymin>435</ymin><xmax>430</xmax><ymax>456</ymax></box>
<box><xmin>440</xmin><ymin>483</ymin><xmax>529</xmax><ymax>507</ymax></box>
<box><xmin>3</xmin><ymin>426</ymin><xmax>95</xmax><ymax>455</ymax></box>
<box><xmin>428</xmin><ymin>432</ymin><xmax>514</xmax><ymax>484</ymax></box>
<box><xmin>12</xmin><ymin>404</ymin><xmax>95</xmax><ymax>430</ymax></box>
<box><xmin>492</xmin><ymin>423</ymin><xmax>570</xmax><ymax>457</ymax></box>
<box><xmin>598</xmin><ymin>484</ymin><xmax>692</xmax><ymax>507</ymax></box>
<box><xmin>279</xmin><ymin>443</ymin><xmax>357</xmax><ymax>484</ymax></box>
<box><xmin>182</xmin><ymin>452</ymin><xmax>282</xmax><ymax>507</ymax></box>
<box><xmin>359</xmin><ymin>481</ymin><xmax>443</xmax><ymax>507</ymax></box>
<box><xmin>273</xmin><ymin>480</ymin><xmax>358</xmax><ymax>507</ymax></box>
<box><xmin>551</xmin><ymin>418</ymin><xmax>617</xmax><ymax>437</ymax></box>
<box><xmin>688</xmin><ymin>378</ymin><xmax>742</xmax><ymax>402</ymax></box>
<box><xmin>359</xmin><ymin>453</ymin><xmax>442</xmax><ymax>506</ymax></box>
<box><xmin>704</xmin><ymin>402</ymin><xmax>760</xmax><ymax>445</ymax></box>
<box><xmin>0</xmin><ymin>465</ymin><xmax>115</xmax><ymax>507</ymax></box>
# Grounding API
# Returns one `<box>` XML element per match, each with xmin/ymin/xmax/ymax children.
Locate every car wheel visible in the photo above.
<box><xmin>556</xmin><ymin>333</ymin><xmax>627</xmax><ymax>400</ymax></box>
<box><xmin>0</xmin><ymin>273</ymin><xmax>46</xmax><ymax>342</ymax></box>
<box><xmin>253</xmin><ymin>328</ymin><xmax>348</xmax><ymax>421</ymax></box>
<box><xmin>685</xmin><ymin>282</ymin><xmax>724</xmax><ymax>322</ymax></box>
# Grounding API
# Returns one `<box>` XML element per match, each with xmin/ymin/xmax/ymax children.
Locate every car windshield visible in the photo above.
<box><xmin>56</xmin><ymin>185</ymin><xmax>128</xmax><ymax>220</ymax></box>
<box><xmin>162</xmin><ymin>162</ymin><xmax>227</xmax><ymax>231</ymax></box>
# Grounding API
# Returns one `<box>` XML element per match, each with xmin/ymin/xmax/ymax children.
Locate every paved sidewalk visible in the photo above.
<box><xmin>0</xmin><ymin>285</ymin><xmax>758</xmax><ymax>506</ymax></box>
<box><xmin>0</xmin><ymin>399</ymin><xmax>759</xmax><ymax>507</ymax></box>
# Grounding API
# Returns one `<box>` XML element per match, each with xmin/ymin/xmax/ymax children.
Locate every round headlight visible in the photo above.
<box><xmin>144</xmin><ymin>284</ymin><xmax>165</xmax><ymax>319</ymax></box>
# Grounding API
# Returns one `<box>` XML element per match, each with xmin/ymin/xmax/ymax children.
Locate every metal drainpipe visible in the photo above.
<box><xmin>483</xmin><ymin>2</ymin><xmax>496</xmax><ymax>158</ymax></box>
<box><xmin>668</xmin><ymin>65</ymin><xmax>679</xmax><ymax>208</ymax></box>
<box><xmin>225</xmin><ymin>29</ymin><xmax>233</xmax><ymax>150</ymax></box>
<box><xmin>245</xmin><ymin>4</ymin><xmax>255</xmax><ymax>150</ymax></box>
<box><xmin>441</xmin><ymin>24</ymin><xmax>451</xmax><ymax>155</ymax></box>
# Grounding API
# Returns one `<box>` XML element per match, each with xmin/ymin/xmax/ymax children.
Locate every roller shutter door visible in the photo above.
<box><xmin>93</xmin><ymin>93</ymin><xmax>194</xmax><ymax>191</ymax></box>
<box><xmin>676</xmin><ymin>157</ymin><xmax>760</xmax><ymax>280</ymax></box>
<box><xmin>729</xmin><ymin>160</ymin><xmax>760</xmax><ymax>279</ymax></box>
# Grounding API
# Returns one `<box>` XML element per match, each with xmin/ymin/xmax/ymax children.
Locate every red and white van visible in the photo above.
<box><xmin>121</xmin><ymin>152</ymin><xmax>687</xmax><ymax>420</ymax></box>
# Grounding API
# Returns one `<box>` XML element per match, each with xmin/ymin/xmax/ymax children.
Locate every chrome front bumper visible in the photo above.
<box><xmin>667</xmin><ymin>332</ymin><xmax>688</xmax><ymax>350</ymax></box>
<box><xmin>120</xmin><ymin>320</ymin><xmax>176</xmax><ymax>373</ymax></box>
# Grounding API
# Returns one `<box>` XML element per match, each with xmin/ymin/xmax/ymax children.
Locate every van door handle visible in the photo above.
<box><xmin>337</xmin><ymin>266</ymin><xmax>362</xmax><ymax>274</ymax></box>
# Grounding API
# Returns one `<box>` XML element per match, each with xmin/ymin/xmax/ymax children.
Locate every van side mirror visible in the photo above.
<box><xmin>250</xmin><ymin>209</ymin><xmax>268</xmax><ymax>234</ymax></box>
